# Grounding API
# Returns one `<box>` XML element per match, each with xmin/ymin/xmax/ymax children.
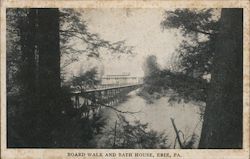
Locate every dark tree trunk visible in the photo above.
<box><xmin>8</xmin><ymin>8</ymin><xmax>61</xmax><ymax>147</ymax></box>
<box><xmin>199</xmin><ymin>9</ymin><xmax>243</xmax><ymax>148</ymax></box>
<box><xmin>37</xmin><ymin>9</ymin><xmax>61</xmax><ymax>94</ymax></box>
<box><xmin>19</xmin><ymin>9</ymin><xmax>37</xmax><ymax>94</ymax></box>
<box><xmin>7</xmin><ymin>9</ymin><xmax>38</xmax><ymax>147</ymax></box>
<box><xmin>35</xmin><ymin>8</ymin><xmax>61</xmax><ymax>147</ymax></box>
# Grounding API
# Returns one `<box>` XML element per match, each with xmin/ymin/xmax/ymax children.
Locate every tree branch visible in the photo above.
<box><xmin>79</xmin><ymin>94</ymin><xmax>141</xmax><ymax>114</ymax></box>
<box><xmin>188</xmin><ymin>27</ymin><xmax>214</xmax><ymax>35</ymax></box>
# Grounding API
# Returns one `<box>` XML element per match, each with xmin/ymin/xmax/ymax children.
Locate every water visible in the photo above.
<box><xmin>98</xmin><ymin>89</ymin><xmax>205</xmax><ymax>148</ymax></box>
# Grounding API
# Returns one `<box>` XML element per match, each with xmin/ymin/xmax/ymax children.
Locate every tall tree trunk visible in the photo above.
<box><xmin>35</xmin><ymin>8</ymin><xmax>61</xmax><ymax>147</ymax></box>
<box><xmin>199</xmin><ymin>9</ymin><xmax>243</xmax><ymax>148</ymax></box>
<box><xmin>12</xmin><ymin>8</ymin><xmax>61</xmax><ymax>147</ymax></box>
<box><xmin>8</xmin><ymin>9</ymin><xmax>38</xmax><ymax>147</ymax></box>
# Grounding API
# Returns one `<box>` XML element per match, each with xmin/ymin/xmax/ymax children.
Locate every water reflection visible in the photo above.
<box><xmin>98</xmin><ymin>89</ymin><xmax>205</xmax><ymax>148</ymax></box>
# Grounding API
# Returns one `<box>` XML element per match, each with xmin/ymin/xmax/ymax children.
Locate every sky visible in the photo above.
<box><xmin>63</xmin><ymin>8</ymin><xmax>184</xmax><ymax>80</ymax></box>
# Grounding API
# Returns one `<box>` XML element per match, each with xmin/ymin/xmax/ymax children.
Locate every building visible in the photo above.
<box><xmin>101</xmin><ymin>73</ymin><xmax>143</xmax><ymax>86</ymax></box>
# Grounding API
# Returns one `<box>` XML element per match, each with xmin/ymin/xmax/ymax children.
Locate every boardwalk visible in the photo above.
<box><xmin>71</xmin><ymin>83</ymin><xmax>143</xmax><ymax>118</ymax></box>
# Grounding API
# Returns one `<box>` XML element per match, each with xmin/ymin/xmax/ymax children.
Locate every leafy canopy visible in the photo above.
<box><xmin>161</xmin><ymin>9</ymin><xmax>220</xmax><ymax>78</ymax></box>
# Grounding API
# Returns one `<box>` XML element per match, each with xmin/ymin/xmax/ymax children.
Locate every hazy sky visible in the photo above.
<box><xmin>64</xmin><ymin>9</ymin><xmax>184</xmax><ymax>79</ymax></box>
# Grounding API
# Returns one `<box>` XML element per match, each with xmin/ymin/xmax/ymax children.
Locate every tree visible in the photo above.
<box><xmin>6</xmin><ymin>8</ymin><xmax>32</xmax><ymax>147</ymax></box>
<box><xmin>99</xmin><ymin>115</ymin><xmax>169</xmax><ymax>148</ymax></box>
<box><xmin>161</xmin><ymin>9</ymin><xmax>219</xmax><ymax>36</ymax></box>
<box><xmin>161</xmin><ymin>9</ymin><xmax>219</xmax><ymax>78</ymax></box>
<box><xmin>7</xmin><ymin>8</ymin><xmax>62</xmax><ymax>147</ymax></box>
<box><xmin>146</xmin><ymin>9</ymin><xmax>218</xmax><ymax>103</ymax></box>
<box><xmin>7</xmin><ymin>8</ymin><xmax>134</xmax><ymax>147</ymax></box>
<box><xmin>143</xmin><ymin>55</ymin><xmax>160</xmax><ymax>77</ymax></box>
<box><xmin>71</xmin><ymin>67</ymin><xmax>100</xmax><ymax>92</ymax></box>
<box><xmin>161</xmin><ymin>8</ymin><xmax>243</xmax><ymax>148</ymax></box>
<box><xmin>34</xmin><ymin>9</ymin><xmax>63</xmax><ymax>147</ymax></box>
<box><xmin>140</xmin><ymin>55</ymin><xmax>163</xmax><ymax>99</ymax></box>
<box><xmin>6</xmin><ymin>9</ymin><xmax>27</xmax><ymax>94</ymax></box>
<box><xmin>199</xmin><ymin>9</ymin><xmax>243</xmax><ymax>148</ymax></box>
<box><xmin>59</xmin><ymin>9</ymin><xmax>134</xmax><ymax>69</ymax></box>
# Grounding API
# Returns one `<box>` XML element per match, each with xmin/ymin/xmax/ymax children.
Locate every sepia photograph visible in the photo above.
<box><xmin>1</xmin><ymin>0</ymin><xmax>250</xmax><ymax>158</ymax></box>
<box><xmin>5</xmin><ymin>7</ymin><xmax>244</xmax><ymax>149</ymax></box>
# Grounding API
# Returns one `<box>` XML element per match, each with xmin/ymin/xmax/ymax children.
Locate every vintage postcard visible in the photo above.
<box><xmin>0</xmin><ymin>0</ymin><xmax>249</xmax><ymax>159</ymax></box>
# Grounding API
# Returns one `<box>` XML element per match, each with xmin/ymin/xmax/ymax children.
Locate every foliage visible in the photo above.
<box><xmin>60</xmin><ymin>9</ymin><xmax>134</xmax><ymax>68</ymax></box>
<box><xmin>71</xmin><ymin>67</ymin><xmax>100</xmax><ymax>91</ymax></box>
<box><xmin>199</xmin><ymin>9</ymin><xmax>243</xmax><ymax>148</ymax></box>
<box><xmin>140</xmin><ymin>56</ymin><xmax>207</xmax><ymax>103</ymax></box>
<box><xmin>139</xmin><ymin>9</ymin><xmax>220</xmax><ymax>104</ymax></box>
<box><xmin>161</xmin><ymin>9</ymin><xmax>219</xmax><ymax>36</ymax></box>
<box><xmin>99</xmin><ymin>115</ymin><xmax>169</xmax><ymax>149</ymax></box>
<box><xmin>161</xmin><ymin>9</ymin><xmax>219</xmax><ymax>78</ymax></box>
<box><xmin>176</xmin><ymin>38</ymin><xmax>215</xmax><ymax>77</ymax></box>
<box><xmin>60</xmin><ymin>107</ymin><xmax>107</xmax><ymax>147</ymax></box>
<box><xmin>6</xmin><ymin>8</ymin><xmax>135</xmax><ymax>148</ymax></box>
<box><xmin>6</xmin><ymin>9</ymin><xmax>28</xmax><ymax>94</ymax></box>
<box><xmin>142</xmin><ymin>55</ymin><xmax>160</xmax><ymax>77</ymax></box>
<box><xmin>161</xmin><ymin>8</ymin><xmax>243</xmax><ymax>148</ymax></box>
